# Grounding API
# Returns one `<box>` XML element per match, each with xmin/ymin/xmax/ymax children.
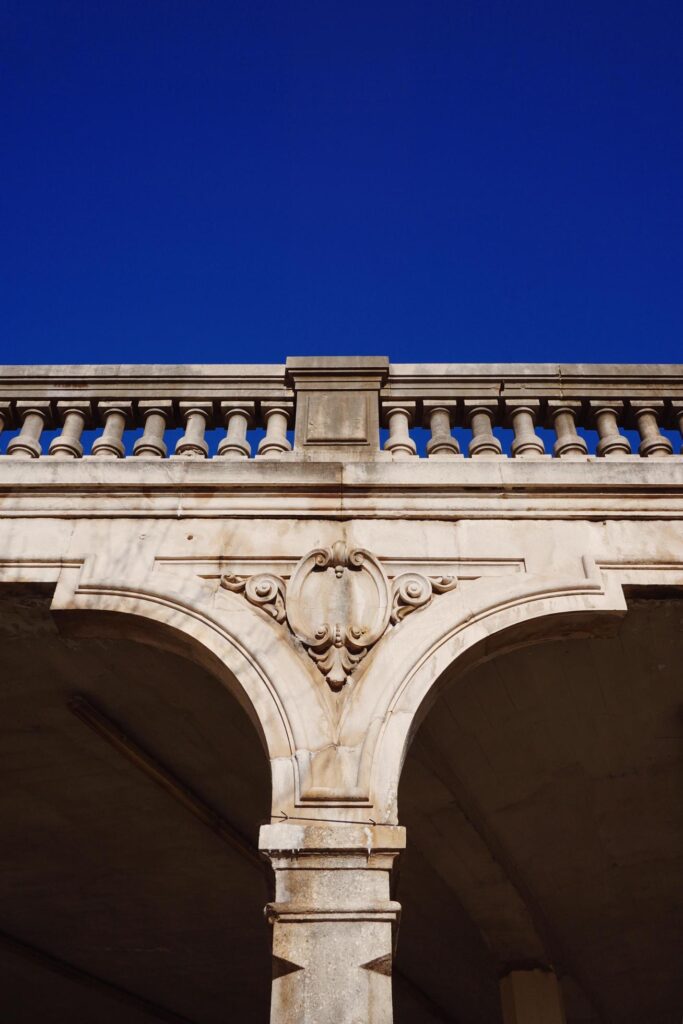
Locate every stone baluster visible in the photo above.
<box><xmin>547</xmin><ymin>401</ymin><xmax>588</xmax><ymax>458</ymax></box>
<box><xmin>0</xmin><ymin>402</ymin><xmax>11</xmax><ymax>443</ymax></box>
<box><xmin>261</xmin><ymin>823</ymin><xmax>405</xmax><ymax>1024</ymax></box>
<box><xmin>383</xmin><ymin>402</ymin><xmax>417</xmax><ymax>457</ymax></box>
<box><xmin>465</xmin><ymin>401</ymin><xmax>502</xmax><ymax>458</ymax></box>
<box><xmin>424</xmin><ymin>402</ymin><xmax>460</xmax><ymax>457</ymax></box>
<box><xmin>91</xmin><ymin>402</ymin><xmax>133</xmax><ymax>458</ymax></box>
<box><xmin>174</xmin><ymin>402</ymin><xmax>212</xmax><ymax>458</ymax></box>
<box><xmin>500</xmin><ymin>967</ymin><xmax>567</xmax><ymax>1024</ymax></box>
<box><xmin>217</xmin><ymin>402</ymin><xmax>255</xmax><ymax>459</ymax></box>
<box><xmin>630</xmin><ymin>401</ymin><xmax>672</xmax><ymax>457</ymax></box>
<box><xmin>589</xmin><ymin>401</ymin><xmax>631</xmax><ymax>458</ymax></box>
<box><xmin>48</xmin><ymin>401</ymin><xmax>91</xmax><ymax>459</ymax></box>
<box><xmin>672</xmin><ymin>402</ymin><xmax>683</xmax><ymax>453</ymax></box>
<box><xmin>257</xmin><ymin>403</ymin><xmax>293</xmax><ymax>458</ymax></box>
<box><xmin>505</xmin><ymin>400</ymin><xmax>546</xmax><ymax>458</ymax></box>
<box><xmin>6</xmin><ymin>402</ymin><xmax>52</xmax><ymax>458</ymax></box>
<box><xmin>133</xmin><ymin>401</ymin><xmax>173</xmax><ymax>459</ymax></box>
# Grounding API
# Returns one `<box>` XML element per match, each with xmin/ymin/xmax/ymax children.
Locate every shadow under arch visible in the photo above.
<box><xmin>0</xmin><ymin>579</ymin><xmax>274</xmax><ymax>1023</ymax></box>
<box><xmin>390</xmin><ymin>586</ymin><xmax>683</xmax><ymax>1024</ymax></box>
<box><xmin>347</xmin><ymin>569</ymin><xmax>628</xmax><ymax>821</ymax></box>
<box><xmin>50</xmin><ymin>566</ymin><xmax>336</xmax><ymax>813</ymax></box>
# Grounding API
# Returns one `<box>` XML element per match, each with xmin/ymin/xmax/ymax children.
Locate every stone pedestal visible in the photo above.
<box><xmin>260</xmin><ymin>823</ymin><xmax>405</xmax><ymax>1024</ymax></box>
<box><xmin>500</xmin><ymin>968</ymin><xmax>567</xmax><ymax>1024</ymax></box>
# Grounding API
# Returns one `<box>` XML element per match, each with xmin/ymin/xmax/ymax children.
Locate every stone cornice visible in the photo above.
<box><xmin>2</xmin><ymin>458</ymin><xmax>683</xmax><ymax>519</ymax></box>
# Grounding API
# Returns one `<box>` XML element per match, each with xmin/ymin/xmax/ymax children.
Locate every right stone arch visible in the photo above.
<box><xmin>390</xmin><ymin>586</ymin><xmax>683</xmax><ymax>1023</ymax></box>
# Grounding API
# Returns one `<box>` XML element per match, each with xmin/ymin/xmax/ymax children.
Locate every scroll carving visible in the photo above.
<box><xmin>221</xmin><ymin>572</ymin><xmax>287</xmax><ymax>623</ymax></box>
<box><xmin>220</xmin><ymin>544</ymin><xmax>457</xmax><ymax>691</ymax></box>
<box><xmin>390</xmin><ymin>573</ymin><xmax>457</xmax><ymax>624</ymax></box>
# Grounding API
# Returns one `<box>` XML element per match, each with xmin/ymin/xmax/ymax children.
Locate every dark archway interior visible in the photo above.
<box><xmin>0</xmin><ymin>584</ymin><xmax>271</xmax><ymax>1024</ymax></box>
<box><xmin>395</xmin><ymin>596</ymin><xmax>683</xmax><ymax>1024</ymax></box>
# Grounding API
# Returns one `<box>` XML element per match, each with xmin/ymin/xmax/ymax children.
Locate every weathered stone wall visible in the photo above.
<box><xmin>2</xmin><ymin>356</ymin><xmax>682</xmax><ymax>1022</ymax></box>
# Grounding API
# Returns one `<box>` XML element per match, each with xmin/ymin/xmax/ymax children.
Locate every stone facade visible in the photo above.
<box><xmin>1</xmin><ymin>356</ymin><xmax>682</xmax><ymax>1022</ymax></box>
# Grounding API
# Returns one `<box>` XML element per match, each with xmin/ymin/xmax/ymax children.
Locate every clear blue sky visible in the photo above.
<box><xmin>2</xmin><ymin>1</ymin><xmax>682</xmax><ymax>365</ymax></box>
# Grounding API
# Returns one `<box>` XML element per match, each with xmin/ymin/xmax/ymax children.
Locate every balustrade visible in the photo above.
<box><xmin>0</xmin><ymin>361</ymin><xmax>682</xmax><ymax>462</ymax></box>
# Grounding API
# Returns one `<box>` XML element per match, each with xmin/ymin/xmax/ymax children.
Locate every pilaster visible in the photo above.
<box><xmin>260</xmin><ymin>822</ymin><xmax>405</xmax><ymax>1024</ymax></box>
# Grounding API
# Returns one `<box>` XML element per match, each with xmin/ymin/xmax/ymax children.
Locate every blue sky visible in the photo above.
<box><xmin>2</xmin><ymin>1</ymin><xmax>682</xmax><ymax>366</ymax></box>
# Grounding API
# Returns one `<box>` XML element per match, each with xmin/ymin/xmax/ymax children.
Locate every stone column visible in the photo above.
<box><xmin>465</xmin><ymin>401</ymin><xmax>502</xmax><ymax>457</ymax></box>
<box><xmin>424</xmin><ymin>402</ymin><xmax>460</xmax><ymax>457</ymax></box>
<box><xmin>49</xmin><ymin>401</ymin><xmax>91</xmax><ymax>459</ymax></box>
<box><xmin>257</xmin><ymin>404</ymin><xmax>293</xmax><ymax>458</ymax></box>
<box><xmin>383</xmin><ymin>403</ymin><xmax>417</xmax><ymax>458</ymax></box>
<box><xmin>500</xmin><ymin>968</ymin><xmax>566</xmax><ymax>1024</ymax></box>
<box><xmin>91</xmin><ymin>402</ymin><xmax>132</xmax><ymax>458</ymax></box>
<box><xmin>630</xmin><ymin>401</ymin><xmax>672</xmax><ymax>457</ymax></box>
<box><xmin>547</xmin><ymin>401</ymin><xmax>588</xmax><ymax>459</ymax></box>
<box><xmin>6</xmin><ymin>401</ymin><xmax>52</xmax><ymax>458</ymax></box>
<box><xmin>505</xmin><ymin>400</ymin><xmax>546</xmax><ymax>458</ymax></box>
<box><xmin>260</xmin><ymin>823</ymin><xmax>405</xmax><ymax>1024</ymax></box>
<box><xmin>589</xmin><ymin>401</ymin><xmax>631</xmax><ymax>457</ymax></box>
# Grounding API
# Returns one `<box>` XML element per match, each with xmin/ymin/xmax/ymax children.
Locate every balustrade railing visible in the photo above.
<box><xmin>0</xmin><ymin>359</ymin><xmax>682</xmax><ymax>461</ymax></box>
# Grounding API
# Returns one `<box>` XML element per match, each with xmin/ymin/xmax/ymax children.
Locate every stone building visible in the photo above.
<box><xmin>0</xmin><ymin>356</ymin><xmax>682</xmax><ymax>1023</ymax></box>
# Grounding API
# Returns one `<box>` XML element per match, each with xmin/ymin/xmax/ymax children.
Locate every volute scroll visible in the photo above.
<box><xmin>220</xmin><ymin>541</ymin><xmax>457</xmax><ymax>692</ymax></box>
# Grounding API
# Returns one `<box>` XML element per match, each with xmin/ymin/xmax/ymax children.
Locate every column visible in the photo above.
<box><xmin>630</xmin><ymin>401</ymin><xmax>673</xmax><ymax>457</ymax></box>
<box><xmin>217</xmin><ymin>402</ymin><xmax>255</xmax><ymax>459</ymax></box>
<box><xmin>424</xmin><ymin>402</ymin><xmax>460</xmax><ymax>457</ymax></box>
<box><xmin>174</xmin><ymin>402</ymin><xmax>212</xmax><ymax>458</ymax></box>
<box><xmin>383</xmin><ymin>403</ymin><xmax>417</xmax><ymax>457</ymax></box>
<box><xmin>589</xmin><ymin>401</ymin><xmax>631</xmax><ymax>457</ymax></box>
<box><xmin>260</xmin><ymin>823</ymin><xmax>405</xmax><ymax>1024</ymax></box>
<box><xmin>6</xmin><ymin>402</ymin><xmax>51</xmax><ymax>458</ymax></box>
<box><xmin>257</xmin><ymin>404</ymin><xmax>292</xmax><ymax>458</ymax></box>
<box><xmin>91</xmin><ymin>402</ymin><xmax>132</xmax><ymax>458</ymax></box>
<box><xmin>505</xmin><ymin>400</ymin><xmax>546</xmax><ymax>458</ymax></box>
<box><xmin>547</xmin><ymin>401</ymin><xmax>587</xmax><ymax>458</ymax></box>
<box><xmin>0</xmin><ymin>402</ymin><xmax>11</xmax><ymax>441</ymax></box>
<box><xmin>499</xmin><ymin>966</ymin><xmax>569</xmax><ymax>1024</ymax></box>
<box><xmin>133</xmin><ymin>400</ymin><xmax>173</xmax><ymax>458</ymax></box>
<box><xmin>672</xmin><ymin>402</ymin><xmax>683</xmax><ymax>453</ymax></box>
<box><xmin>500</xmin><ymin>968</ymin><xmax>567</xmax><ymax>1024</ymax></box>
<box><xmin>49</xmin><ymin>401</ymin><xmax>91</xmax><ymax>459</ymax></box>
<box><xmin>465</xmin><ymin>401</ymin><xmax>502</xmax><ymax>457</ymax></box>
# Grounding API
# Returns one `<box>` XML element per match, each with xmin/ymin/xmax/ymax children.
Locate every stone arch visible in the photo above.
<box><xmin>339</xmin><ymin>565</ymin><xmax>628</xmax><ymax>821</ymax></box>
<box><xmin>49</xmin><ymin>564</ymin><xmax>334</xmax><ymax>815</ymax></box>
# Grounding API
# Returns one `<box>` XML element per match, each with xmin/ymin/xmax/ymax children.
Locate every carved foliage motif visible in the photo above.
<box><xmin>220</xmin><ymin>542</ymin><xmax>456</xmax><ymax>691</ymax></box>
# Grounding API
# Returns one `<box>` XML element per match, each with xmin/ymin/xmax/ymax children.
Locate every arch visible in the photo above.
<box><xmin>50</xmin><ymin>564</ymin><xmax>334</xmax><ymax>814</ymax></box>
<box><xmin>338</xmin><ymin>565</ymin><xmax>628</xmax><ymax>821</ymax></box>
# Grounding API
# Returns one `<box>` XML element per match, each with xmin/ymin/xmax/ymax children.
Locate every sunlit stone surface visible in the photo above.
<box><xmin>1</xmin><ymin>357</ymin><xmax>682</xmax><ymax>1023</ymax></box>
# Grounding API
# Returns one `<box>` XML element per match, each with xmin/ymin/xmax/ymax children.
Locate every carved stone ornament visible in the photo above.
<box><xmin>220</xmin><ymin>542</ymin><xmax>456</xmax><ymax>691</ymax></box>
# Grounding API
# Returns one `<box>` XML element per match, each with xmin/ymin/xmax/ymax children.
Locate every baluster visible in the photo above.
<box><xmin>505</xmin><ymin>400</ymin><xmax>545</xmax><ymax>458</ymax></box>
<box><xmin>91</xmin><ymin>402</ymin><xmax>132</xmax><ymax>458</ymax></box>
<box><xmin>0</xmin><ymin>402</ymin><xmax>11</xmax><ymax>444</ymax></box>
<box><xmin>6</xmin><ymin>401</ymin><xmax>51</xmax><ymax>458</ymax></box>
<box><xmin>383</xmin><ymin>402</ymin><xmax>417</xmax><ymax>457</ymax></box>
<box><xmin>133</xmin><ymin>400</ymin><xmax>173</xmax><ymax>459</ymax></box>
<box><xmin>547</xmin><ymin>401</ymin><xmax>588</xmax><ymax>458</ymax></box>
<box><xmin>257</xmin><ymin>403</ymin><xmax>292</xmax><ymax>458</ymax></box>
<box><xmin>217</xmin><ymin>402</ymin><xmax>255</xmax><ymax>459</ymax></box>
<box><xmin>465</xmin><ymin>401</ymin><xmax>502</xmax><ymax>458</ymax></box>
<box><xmin>672</xmin><ymin>403</ymin><xmax>683</xmax><ymax>453</ymax></box>
<box><xmin>175</xmin><ymin>402</ymin><xmax>212</xmax><ymax>458</ymax></box>
<box><xmin>589</xmin><ymin>401</ymin><xmax>631</xmax><ymax>457</ymax></box>
<box><xmin>630</xmin><ymin>401</ymin><xmax>672</xmax><ymax>457</ymax></box>
<box><xmin>424</xmin><ymin>402</ymin><xmax>460</xmax><ymax>457</ymax></box>
<box><xmin>0</xmin><ymin>403</ymin><xmax>9</xmax><ymax>431</ymax></box>
<box><xmin>49</xmin><ymin>401</ymin><xmax>91</xmax><ymax>459</ymax></box>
